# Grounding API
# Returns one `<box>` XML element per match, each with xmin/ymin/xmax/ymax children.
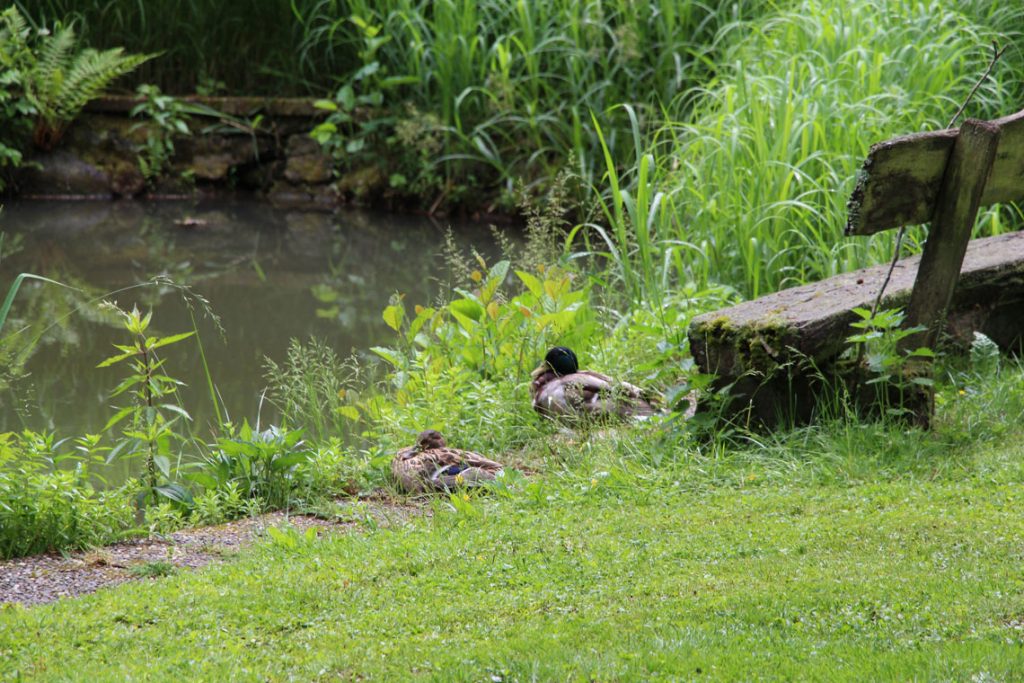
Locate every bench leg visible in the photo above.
<box><xmin>898</xmin><ymin>118</ymin><xmax>1001</xmax><ymax>426</ymax></box>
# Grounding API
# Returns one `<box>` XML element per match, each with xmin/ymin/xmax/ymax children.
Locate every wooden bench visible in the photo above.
<box><xmin>687</xmin><ymin>108</ymin><xmax>1024</xmax><ymax>427</ymax></box>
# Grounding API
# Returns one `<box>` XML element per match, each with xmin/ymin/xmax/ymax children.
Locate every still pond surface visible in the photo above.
<box><xmin>0</xmin><ymin>200</ymin><xmax>503</xmax><ymax>437</ymax></box>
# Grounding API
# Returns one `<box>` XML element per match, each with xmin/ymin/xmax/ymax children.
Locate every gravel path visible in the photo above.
<box><xmin>0</xmin><ymin>499</ymin><xmax>421</xmax><ymax>606</ymax></box>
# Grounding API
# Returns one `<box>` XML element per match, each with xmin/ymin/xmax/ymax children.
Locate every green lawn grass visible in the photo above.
<box><xmin>4</xmin><ymin>402</ymin><xmax>1024</xmax><ymax>681</ymax></box>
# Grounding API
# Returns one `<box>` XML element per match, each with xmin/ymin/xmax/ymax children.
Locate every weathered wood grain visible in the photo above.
<box><xmin>846</xmin><ymin>107</ymin><xmax>1024</xmax><ymax>235</ymax></box>
<box><xmin>899</xmin><ymin>119</ymin><xmax>1001</xmax><ymax>354</ymax></box>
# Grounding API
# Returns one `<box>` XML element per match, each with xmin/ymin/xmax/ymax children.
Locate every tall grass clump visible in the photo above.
<box><xmin>262</xmin><ymin>337</ymin><xmax>365</xmax><ymax>445</ymax></box>
<box><xmin>323</xmin><ymin>0</ymin><xmax>766</xmax><ymax>197</ymax></box>
<box><xmin>583</xmin><ymin>0</ymin><xmax>1024</xmax><ymax>304</ymax></box>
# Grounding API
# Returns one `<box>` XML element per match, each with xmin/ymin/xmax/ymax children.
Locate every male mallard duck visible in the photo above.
<box><xmin>530</xmin><ymin>346</ymin><xmax>658</xmax><ymax>420</ymax></box>
<box><xmin>392</xmin><ymin>430</ymin><xmax>505</xmax><ymax>494</ymax></box>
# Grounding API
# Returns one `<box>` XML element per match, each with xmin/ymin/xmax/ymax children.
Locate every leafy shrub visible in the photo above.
<box><xmin>129</xmin><ymin>84</ymin><xmax>256</xmax><ymax>183</ymax></box>
<box><xmin>0</xmin><ymin>431</ymin><xmax>136</xmax><ymax>559</ymax></box>
<box><xmin>130</xmin><ymin>84</ymin><xmax>193</xmax><ymax>181</ymax></box>
<box><xmin>844</xmin><ymin>307</ymin><xmax>935</xmax><ymax>419</ymax></box>
<box><xmin>98</xmin><ymin>304</ymin><xmax>195</xmax><ymax>508</ymax></box>
<box><xmin>192</xmin><ymin>422</ymin><xmax>312</xmax><ymax>510</ymax></box>
<box><xmin>144</xmin><ymin>501</ymin><xmax>188</xmax><ymax>536</ymax></box>
<box><xmin>188</xmin><ymin>482</ymin><xmax>247</xmax><ymax>526</ymax></box>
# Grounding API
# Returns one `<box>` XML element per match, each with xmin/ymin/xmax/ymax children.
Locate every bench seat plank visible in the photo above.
<box><xmin>688</xmin><ymin>231</ymin><xmax>1024</xmax><ymax>424</ymax></box>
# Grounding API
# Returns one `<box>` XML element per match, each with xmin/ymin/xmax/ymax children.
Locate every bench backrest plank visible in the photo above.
<box><xmin>846</xmin><ymin>108</ymin><xmax>1024</xmax><ymax>236</ymax></box>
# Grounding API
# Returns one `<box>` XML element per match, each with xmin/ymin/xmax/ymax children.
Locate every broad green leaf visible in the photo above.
<box><xmin>336</xmin><ymin>84</ymin><xmax>355</xmax><ymax>110</ymax></box>
<box><xmin>102</xmin><ymin>405</ymin><xmax>136</xmax><ymax>433</ymax></box>
<box><xmin>480</xmin><ymin>259</ymin><xmax>510</xmax><ymax>302</ymax></box>
<box><xmin>544</xmin><ymin>277</ymin><xmax>568</xmax><ymax>301</ymax></box>
<box><xmin>515</xmin><ymin>270</ymin><xmax>544</xmax><ymax>298</ymax></box>
<box><xmin>105</xmin><ymin>437</ymin><xmax>138</xmax><ymax>464</ymax></box>
<box><xmin>311</xmin><ymin>284</ymin><xmax>339</xmax><ymax>303</ymax></box>
<box><xmin>460</xmin><ymin>345</ymin><xmax>484</xmax><ymax>368</ymax></box>
<box><xmin>282</xmin><ymin>428</ymin><xmax>305</xmax><ymax>448</ymax></box>
<box><xmin>270</xmin><ymin>451</ymin><xmax>311</xmax><ymax>471</ymax></box>
<box><xmin>382</xmin><ymin>304</ymin><xmax>404</xmax><ymax>331</ymax></box>
<box><xmin>408</xmin><ymin>306</ymin><xmax>435</xmax><ymax>340</ymax></box>
<box><xmin>218</xmin><ymin>440</ymin><xmax>256</xmax><ymax>458</ymax></box>
<box><xmin>488</xmin><ymin>259</ymin><xmax>511</xmax><ymax>282</ymax></box>
<box><xmin>154</xmin><ymin>454</ymin><xmax>171</xmax><ymax>477</ymax></box>
<box><xmin>353</xmin><ymin>62</ymin><xmax>380</xmax><ymax>82</ymax></box>
<box><xmin>266</xmin><ymin>526</ymin><xmax>296</xmax><ymax>548</ymax></box>
<box><xmin>450</xmin><ymin>298</ymin><xmax>484</xmax><ymax>322</ymax></box>
<box><xmin>370</xmin><ymin>346</ymin><xmax>402</xmax><ymax>367</ymax></box>
<box><xmin>160</xmin><ymin>404</ymin><xmax>193</xmax><ymax>422</ymax></box>
<box><xmin>449</xmin><ymin>308</ymin><xmax>477</xmax><ymax>332</ymax></box>
<box><xmin>97</xmin><ymin>350</ymin><xmax>138</xmax><ymax>368</ymax></box>
<box><xmin>154</xmin><ymin>483</ymin><xmax>193</xmax><ymax>506</ymax></box>
<box><xmin>454</xmin><ymin>287</ymin><xmax>481</xmax><ymax>303</ymax></box>
<box><xmin>316</xmin><ymin>306</ymin><xmax>340</xmax><ymax>319</ymax></box>
<box><xmin>150</xmin><ymin>331</ymin><xmax>195</xmax><ymax>350</ymax></box>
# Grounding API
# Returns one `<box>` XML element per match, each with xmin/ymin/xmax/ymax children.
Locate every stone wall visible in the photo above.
<box><xmin>7</xmin><ymin>96</ymin><xmax>385</xmax><ymax>210</ymax></box>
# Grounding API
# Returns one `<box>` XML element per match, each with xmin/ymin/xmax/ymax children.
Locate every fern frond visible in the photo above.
<box><xmin>26</xmin><ymin>24</ymin><xmax>76</xmax><ymax>123</ymax></box>
<box><xmin>56</xmin><ymin>48</ymin><xmax>152</xmax><ymax>121</ymax></box>
<box><xmin>0</xmin><ymin>7</ymin><xmax>32</xmax><ymax>70</ymax></box>
<box><xmin>0</xmin><ymin>6</ymin><xmax>28</xmax><ymax>42</ymax></box>
<box><xmin>33</xmin><ymin>24</ymin><xmax>74</xmax><ymax>86</ymax></box>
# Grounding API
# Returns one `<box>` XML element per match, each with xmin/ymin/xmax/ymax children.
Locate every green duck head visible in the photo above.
<box><xmin>543</xmin><ymin>346</ymin><xmax>579</xmax><ymax>376</ymax></box>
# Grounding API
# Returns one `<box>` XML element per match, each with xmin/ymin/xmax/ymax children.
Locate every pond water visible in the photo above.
<box><xmin>0</xmin><ymin>200</ymin><xmax>506</xmax><ymax>438</ymax></box>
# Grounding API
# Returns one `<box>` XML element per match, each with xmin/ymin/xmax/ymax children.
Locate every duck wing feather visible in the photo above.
<box><xmin>392</xmin><ymin>446</ymin><xmax>504</xmax><ymax>493</ymax></box>
<box><xmin>533</xmin><ymin>370</ymin><xmax>658</xmax><ymax>418</ymax></box>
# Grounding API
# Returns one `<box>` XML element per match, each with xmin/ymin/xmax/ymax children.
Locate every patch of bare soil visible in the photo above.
<box><xmin>0</xmin><ymin>498</ymin><xmax>423</xmax><ymax>606</ymax></box>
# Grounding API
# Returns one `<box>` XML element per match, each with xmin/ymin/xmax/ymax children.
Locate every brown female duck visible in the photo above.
<box><xmin>530</xmin><ymin>346</ymin><xmax>658</xmax><ymax>420</ymax></box>
<box><xmin>392</xmin><ymin>430</ymin><xmax>505</xmax><ymax>494</ymax></box>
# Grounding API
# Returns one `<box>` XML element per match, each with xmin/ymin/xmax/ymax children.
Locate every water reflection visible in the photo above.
<box><xmin>0</xmin><ymin>200</ymin><xmax>505</xmax><ymax>436</ymax></box>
